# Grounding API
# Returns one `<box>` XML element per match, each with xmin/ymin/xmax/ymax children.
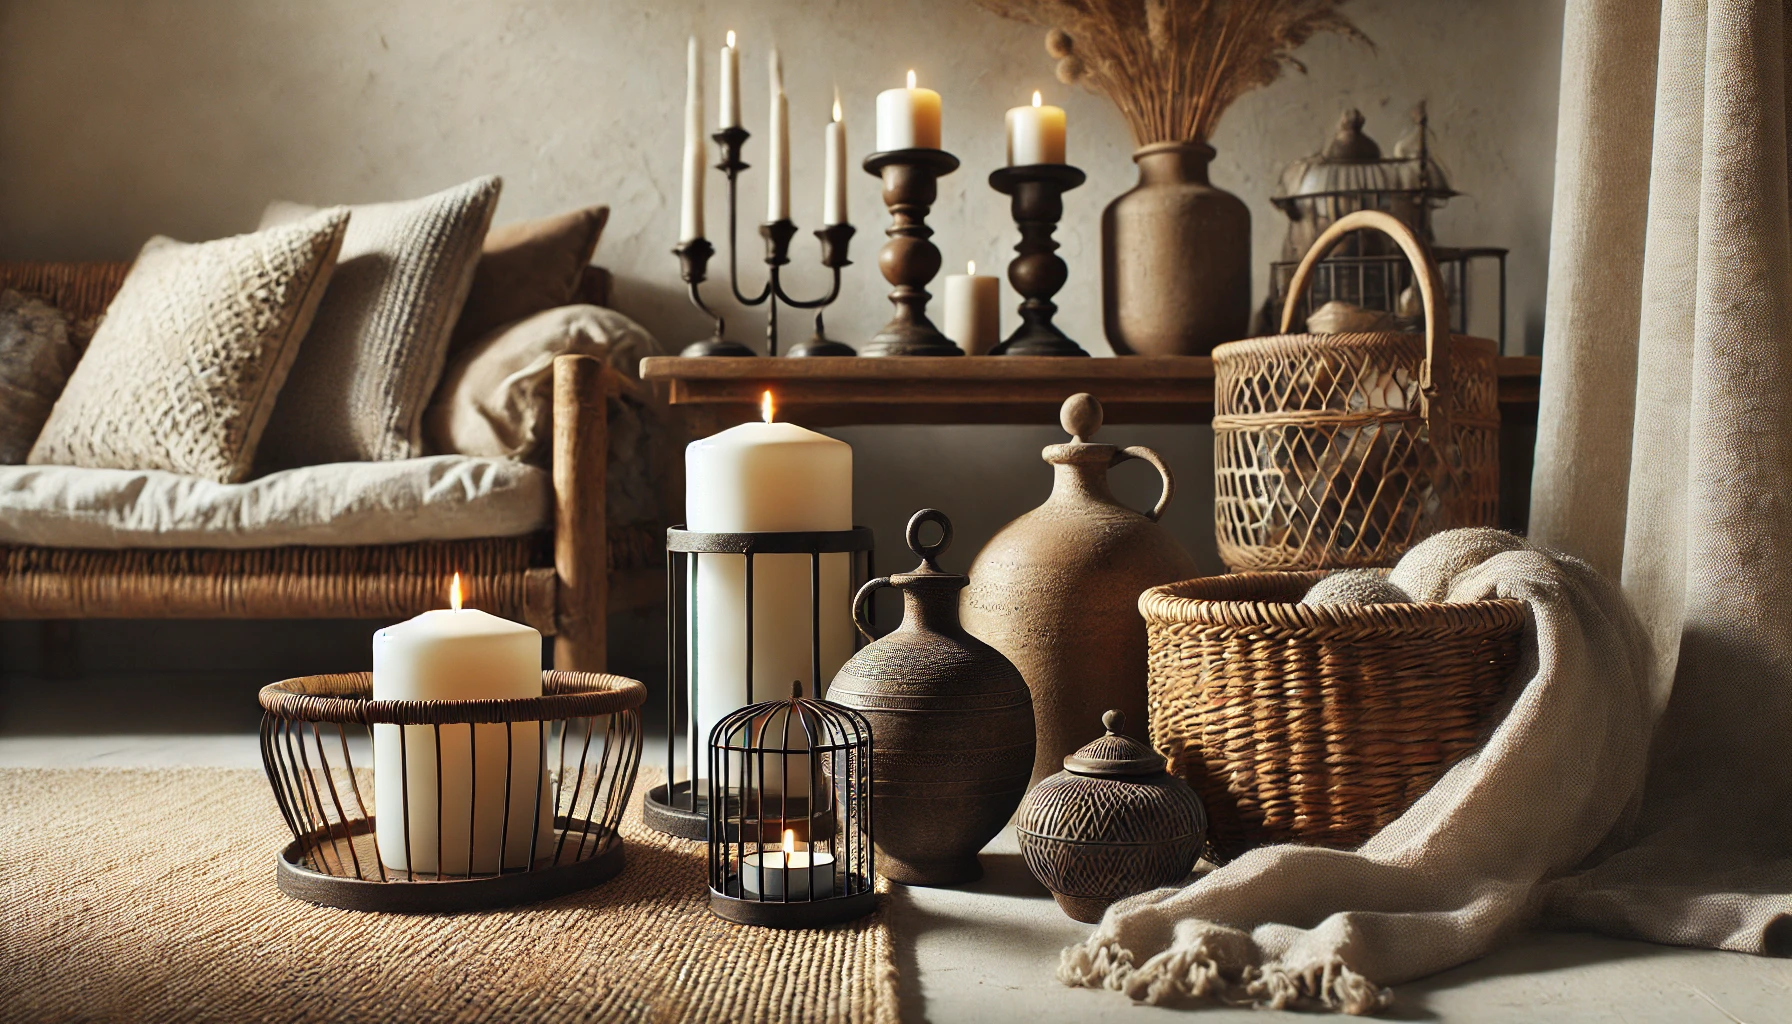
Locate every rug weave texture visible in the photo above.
<box><xmin>0</xmin><ymin>767</ymin><xmax>897</xmax><ymax>1024</ymax></box>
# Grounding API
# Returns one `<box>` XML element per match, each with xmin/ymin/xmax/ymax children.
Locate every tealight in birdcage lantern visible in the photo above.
<box><xmin>707</xmin><ymin>682</ymin><xmax>876</xmax><ymax>926</ymax></box>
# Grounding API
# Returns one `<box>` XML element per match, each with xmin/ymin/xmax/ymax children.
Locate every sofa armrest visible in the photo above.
<box><xmin>552</xmin><ymin>353</ymin><xmax>609</xmax><ymax>671</ymax></box>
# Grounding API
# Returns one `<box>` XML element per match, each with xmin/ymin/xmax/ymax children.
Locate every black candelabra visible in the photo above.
<box><xmin>674</xmin><ymin>127</ymin><xmax>858</xmax><ymax>357</ymax></box>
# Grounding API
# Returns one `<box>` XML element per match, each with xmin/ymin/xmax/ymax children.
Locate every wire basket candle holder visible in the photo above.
<box><xmin>708</xmin><ymin>684</ymin><xmax>877</xmax><ymax>927</ymax></box>
<box><xmin>258</xmin><ymin>670</ymin><xmax>644</xmax><ymax>913</ymax></box>
<box><xmin>643</xmin><ymin>526</ymin><xmax>876</xmax><ymax>840</ymax></box>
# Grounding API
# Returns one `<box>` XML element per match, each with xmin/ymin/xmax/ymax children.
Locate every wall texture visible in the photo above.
<box><xmin>0</xmin><ymin>0</ymin><xmax>1564</xmax><ymax>685</ymax></box>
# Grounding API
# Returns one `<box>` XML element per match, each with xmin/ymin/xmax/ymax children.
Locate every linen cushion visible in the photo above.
<box><xmin>451</xmin><ymin>205</ymin><xmax>609</xmax><ymax>351</ymax></box>
<box><xmin>0</xmin><ymin>290</ymin><xmax>83</xmax><ymax>464</ymax></box>
<box><xmin>256</xmin><ymin>175</ymin><xmax>502</xmax><ymax>469</ymax></box>
<box><xmin>27</xmin><ymin>210</ymin><xmax>348</xmax><ymax>483</ymax></box>
<box><xmin>0</xmin><ymin>456</ymin><xmax>548</xmax><ymax>549</ymax></box>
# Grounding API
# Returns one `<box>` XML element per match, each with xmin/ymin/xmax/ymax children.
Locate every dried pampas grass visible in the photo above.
<box><xmin>977</xmin><ymin>0</ymin><xmax>1369</xmax><ymax>147</ymax></box>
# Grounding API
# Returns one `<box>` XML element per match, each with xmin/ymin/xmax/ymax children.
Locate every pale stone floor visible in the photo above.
<box><xmin>3</xmin><ymin>734</ymin><xmax>1789</xmax><ymax>1023</ymax></box>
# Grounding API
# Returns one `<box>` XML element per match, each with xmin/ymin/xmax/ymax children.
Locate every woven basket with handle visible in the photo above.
<box><xmin>1213</xmin><ymin>209</ymin><xmax>1499</xmax><ymax>571</ymax></box>
<box><xmin>1141</xmin><ymin>570</ymin><xmax>1525</xmax><ymax>859</ymax></box>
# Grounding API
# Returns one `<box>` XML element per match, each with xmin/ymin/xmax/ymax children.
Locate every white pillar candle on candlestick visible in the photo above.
<box><xmin>719</xmin><ymin>31</ymin><xmax>741</xmax><ymax>129</ymax></box>
<box><xmin>767</xmin><ymin>50</ymin><xmax>790</xmax><ymax>222</ymax></box>
<box><xmin>686</xmin><ymin>393</ymin><xmax>853</xmax><ymax>785</ymax></box>
<box><xmin>944</xmin><ymin>261</ymin><xmax>1000</xmax><ymax>355</ymax></box>
<box><xmin>875</xmin><ymin>70</ymin><xmax>941</xmax><ymax>151</ymax></box>
<box><xmin>823</xmin><ymin>90</ymin><xmax>847</xmax><ymax>225</ymax></box>
<box><xmin>680</xmin><ymin>35</ymin><xmax>706</xmax><ymax>242</ymax></box>
<box><xmin>1006</xmin><ymin>90</ymin><xmax>1066</xmax><ymax>165</ymax></box>
<box><xmin>373</xmin><ymin>575</ymin><xmax>550</xmax><ymax>876</ymax></box>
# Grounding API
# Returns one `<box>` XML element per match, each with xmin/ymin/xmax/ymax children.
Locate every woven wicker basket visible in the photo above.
<box><xmin>1213</xmin><ymin>209</ymin><xmax>1499</xmax><ymax>571</ymax></box>
<box><xmin>1141</xmin><ymin>571</ymin><xmax>1525</xmax><ymax>859</ymax></box>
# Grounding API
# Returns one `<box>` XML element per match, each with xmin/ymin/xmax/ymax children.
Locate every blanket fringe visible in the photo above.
<box><xmin>1060</xmin><ymin>933</ymin><xmax>1391</xmax><ymax>1016</ymax></box>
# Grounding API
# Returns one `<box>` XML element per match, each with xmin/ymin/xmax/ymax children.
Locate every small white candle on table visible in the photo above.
<box><xmin>679</xmin><ymin>34</ymin><xmax>706</xmax><ymax>243</ymax></box>
<box><xmin>767</xmin><ymin>49</ymin><xmax>790</xmax><ymax>222</ymax></box>
<box><xmin>875</xmin><ymin>70</ymin><xmax>941</xmax><ymax>151</ymax></box>
<box><xmin>742</xmin><ymin>828</ymin><xmax>837</xmax><ymax>899</ymax></box>
<box><xmin>373</xmin><ymin>574</ymin><xmax>551</xmax><ymax>876</ymax></box>
<box><xmin>943</xmin><ymin>260</ymin><xmax>1000</xmax><ymax>355</ymax></box>
<box><xmin>823</xmin><ymin>89</ymin><xmax>847</xmax><ymax>225</ymax></box>
<box><xmin>1006</xmin><ymin>90</ymin><xmax>1066</xmax><ymax>165</ymax></box>
<box><xmin>718</xmin><ymin>31</ymin><xmax>741</xmax><ymax>129</ymax></box>
<box><xmin>686</xmin><ymin>392</ymin><xmax>854</xmax><ymax>792</ymax></box>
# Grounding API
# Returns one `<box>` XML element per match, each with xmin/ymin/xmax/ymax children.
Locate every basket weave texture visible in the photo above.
<box><xmin>1141</xmin><ymin>571</ymin><xmax>1525</xmax><ymax>859</ymax></box>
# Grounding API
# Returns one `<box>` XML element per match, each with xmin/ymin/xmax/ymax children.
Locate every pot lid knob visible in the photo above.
<box><xmin>1062</xmin><ymin>709</ymin><xmax>1168</xmax><ymax>777</ymax></box>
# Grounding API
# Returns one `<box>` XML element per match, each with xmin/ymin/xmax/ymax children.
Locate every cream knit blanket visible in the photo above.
<box><xmin>1060</xmin><ymin>530</ymin><xmax>1660</xmax><ymax>1013</ymax></box>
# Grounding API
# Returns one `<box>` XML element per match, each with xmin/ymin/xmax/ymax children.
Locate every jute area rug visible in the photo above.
<box><xmin>0</xmin><ymin>767</ymin><xmax>898</xmax><ymax>1024</ymax></box>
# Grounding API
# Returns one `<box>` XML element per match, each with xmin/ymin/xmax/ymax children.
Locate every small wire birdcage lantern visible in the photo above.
<box><xmin>258</xmin><ymin>670</ymin><xmax>645</xmax><ymax>912</ymax></box>
<box><xmin>708</xmin><ymin>682</ymin><xmax>876</xmax><ymax>926</ymax></box>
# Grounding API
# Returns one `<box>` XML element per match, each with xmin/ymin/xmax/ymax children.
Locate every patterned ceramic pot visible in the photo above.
<box><xmin>1014</xmin><ymin>709</ymin><xmax>1206</xmax><ymax>922</ymax></box>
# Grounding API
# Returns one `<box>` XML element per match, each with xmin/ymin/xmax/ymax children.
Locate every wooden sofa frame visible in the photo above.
<box><xmin>0</xmin><ymin>261</ymin><xmax>647</xmax><ymax>672</ymax></box>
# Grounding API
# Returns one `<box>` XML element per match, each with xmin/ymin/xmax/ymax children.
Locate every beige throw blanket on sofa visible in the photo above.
<box><xmin>1061</xmin><ymin>533</ymin><xmax>1662</xmax><ymax>1013</ymax></box>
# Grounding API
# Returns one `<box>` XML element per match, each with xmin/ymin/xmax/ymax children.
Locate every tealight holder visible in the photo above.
<box><xmin>257</xmin><ymin>671</ymin><xmax>645</xmax><ymax>913</ymax></box>
<box><xmin>642</xmin><ymin>526</ymin><xmax>877</xmax><ymax>840</ymax></box>
<box><xmin>707</xmin><ymin>683</ymin><xmax>877</xmax><ymax>926</ymax></box>
<box><xmin>988</xmin><ymin>163</ymin><xmax>1088</xmax><ymax>356</ymax></box>
<box><xmin>676</xmin><ymin>126</ymin><xmax>858</xmax><ymax>357</ymax></box>
<box><xmin>861</xmin><ymin>148</ymin><xmax>962</xmax><ymax>356</ymax></box>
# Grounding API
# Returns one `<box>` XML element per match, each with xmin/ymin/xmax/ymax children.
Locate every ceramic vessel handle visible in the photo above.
<box><xmin>852</xmin><ymin>577</ymin><xmax>892</xmax><ymax>643</ymax></box>
<box><xmin>1112</xmin><ymin>446</ymin><xmax>1174</xmax><ymax>522</ymax></box>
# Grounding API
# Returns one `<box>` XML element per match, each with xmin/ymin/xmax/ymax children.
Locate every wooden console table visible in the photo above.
<box><xmin>641</xmin><ymin>355</ymin><xmax>1543</xmax><ymax>435</ymax></box>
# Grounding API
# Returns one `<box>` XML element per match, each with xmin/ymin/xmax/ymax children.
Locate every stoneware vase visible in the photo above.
<box><xmin>828</xmin><ymin>509</ymin><xmax>1035</xmax><ymax>886</ymax></box>
<box><xmin>1102</xmin><ymin>141</ymin><xmax>1251</xmax><ymax>356</ymax></box>
<box><xmin>961</xmin><ymin>394</ymin><xmax>1199</xmax><ymax>789</ymax></box>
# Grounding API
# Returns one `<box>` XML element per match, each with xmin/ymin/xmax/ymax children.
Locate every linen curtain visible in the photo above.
<box><xmin>1529</xmin><ymin>0</ymin><xmax>1792</xmax><ymax>952</ymax></box>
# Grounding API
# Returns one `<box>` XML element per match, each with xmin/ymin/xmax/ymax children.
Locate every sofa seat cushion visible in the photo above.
<box><xmin>0</xmin><ymin>456</ymin><xmax>549</xmax><ymax>550</ymax></box>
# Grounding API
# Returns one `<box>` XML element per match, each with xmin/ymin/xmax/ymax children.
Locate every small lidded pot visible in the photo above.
<box><xmin>1015</xmin><ymin>709</ymin><xmax>1207</xmax><ymax>923</ymax></box>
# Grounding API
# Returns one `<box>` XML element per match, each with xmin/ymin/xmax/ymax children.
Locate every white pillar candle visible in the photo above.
<box><xmin>1006</xmin><ymin>90</ymin><xmax>1066</xmax><ymax>166</ymax></box>
<box><xmin>686</xmin><ymin>393</ymin><xmax>853</xmax><ymax>786</ymax></box>
<box><xmin>679</xmin><ymin>35</ymin><xmax>706</xmax><ymax>243</ymax></box>
<box><xmin>767</xmin><ymin>50</ymin><xmax>790</xmax><ymax>222</ymax></box>
<box><xmin>719</xmin><ymin>31</ymin><xmax>741</xmax><ymax>129</ymax></box>
<box><xmin>373</xmin><ymin>575</ymin><xmax>550</xmax><ymax>876</ymax></box>
<box><xmin>823</xmin><ymin>91</ymin><xmax>847</xmax><ymax>225</ymax></box>
<box><xmin>875</xmin><ymin>70</ymin><xmax>941</xmax><ymax>151</ymax></box>
<box><xmin>943</xmin><ymin>261</ymin><xmax>1001</xmax><ymax>355</ymax></box>
<box><xmin>740</xmin><ymin>829</ymin><xmax>836</xmax><ymax>899</ymax></box>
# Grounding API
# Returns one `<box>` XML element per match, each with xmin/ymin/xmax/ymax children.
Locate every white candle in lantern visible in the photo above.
<box><xmin>680</xmin><ymin>35</ymin><xmax>706</xmax><ymax>242</ymax></box>
<box><xmin>719</xmin><ymin>31</ymin><xmax>741</xmax><ymax>129</ymax></box>
<box><xmin>373</xmin><ymin>574</ymin><xmax>551</xmax><ymax>876</ymax></box>
<box><xmin>1006</xmin><ymin>90</ymin><xmax>1066</xmax><ymax>166</ymax></box>
<box><xmin>686</xmin><ymin>393</ymin><xmax>853</xmax><ymax>780</ymax></box>
<box><xmin>875</xmin><ymin>70</ymin><xmax>941</xmax><ymax>151</ymax></box>
<box><xmin>824</xmin><ymin>90</ymin><xmax>847</xmax><ymax>225</ymax></box>
<box><xmin>943</xmin><ymin>260</ymin><xmax>1000</xmax><ymax>355</ymax></box>
<box><xmin>741</xmin><ymin>829</ymin><xmax>837</xmax><ymax>899</ymax></box>
<box><xmin>767</xmin><ymin>50</ymin><xmax>790</xmax><ymax>222</ymax></box>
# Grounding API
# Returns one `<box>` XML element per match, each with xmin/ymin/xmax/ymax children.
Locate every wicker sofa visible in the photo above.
<box><xmin>0</xmin><ymin>261</ymin><xmax>662</xmax><ymax>672</ymax></box>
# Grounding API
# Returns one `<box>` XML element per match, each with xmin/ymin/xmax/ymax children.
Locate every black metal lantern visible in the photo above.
<box><xmin>707</xmin><ymin>683</ymin><xmax>876</xmax><ymax>926</ymax></box>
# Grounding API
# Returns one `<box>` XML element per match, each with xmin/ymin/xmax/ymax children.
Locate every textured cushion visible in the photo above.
<box><xmin>27</xmin><ymin>211</ymin><xmax>349</xmax><ymax>483</ymax></box>
<box><xmin>0</xmin><ymin>456</ymin><xmax>549</xmax><ymax>549</ymax></box>
<box><xmin>424</xmin><ymin>304</ymin><xmax>666</xmax><ymax>525</ymax></box>
<box><xmin>256</xmin><ymin>176</ymin><xmax>502</xmax><ymax>469</ymax></box>
<box><xmin>0</xmin><ymin>291</ymin><xmax>82</xmax><ymax>464</ymax></box>
<box><xmin>451</xmin><ymin>205</ymin><xmax>609</xmax><ymax>351</ymax></box>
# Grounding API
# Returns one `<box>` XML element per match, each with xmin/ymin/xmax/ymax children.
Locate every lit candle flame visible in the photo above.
<box><xmin>967</xmin><ymin>260</ymin><xmax>976</xmax><ymax>275</ymax></box>
<box><xmin>906</xmin><ymin>69</ymin><xmax>916</xmax><ymax>90</ymax></box>
<box><xmin>726</xmin><ymin>29</ymin><xmax>736</xmax><ymax>48</ymax></box>
<box><xmin>450</xmin><ymin>572</ymin><xmax>463</xmax><ymax>612</ymax></box>
<box><xmin>1032</xmin><ymin>90</ymin><xmax>1043</xmax><ymax>108</ymax></box>
<box><xmin>782</xmin><ymin>829</ymin><xmax>796</xmax><ymax>856</ymax></box>
<box><xmin>832</xmin><ymin>90</ymin><xmax>843</xmax><ymax>123</ymax></box>
<box><xmin>761</xmin><ymin>390</ymin><xmax>775</xmax><ymax>424</ymax></box>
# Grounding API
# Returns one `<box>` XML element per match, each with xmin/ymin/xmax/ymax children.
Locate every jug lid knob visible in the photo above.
<box><xmin>905</xmin><ymin>508</ymin><xmax>954</xmax><ymax>572</ymax></box>
<box><xmin>1061</xmin><ymin>393</ymin><xmax>1103</xmax><ymax>442</ymax></box>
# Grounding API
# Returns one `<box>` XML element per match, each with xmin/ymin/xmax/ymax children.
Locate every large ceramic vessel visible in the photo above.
<box><xmin>1102</xmin><ymin>141</ymin><xmax>1251</xmax><ymax>356</ymax></box>
<box><xmin>828</xmin><ymin>509</ymin><xmax>1035</xmax><ymax>886</ymax></box>
<box><xmin>962</xmin><ymin>394</ymin><xmax>1199</xmax><ymax>789</ymax></box>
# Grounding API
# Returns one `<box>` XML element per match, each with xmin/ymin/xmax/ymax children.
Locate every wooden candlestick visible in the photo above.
<box><xmin>988</xmin><ymin>164</ymin><xmax>1088</xmax><ymax>357</ymax></box>
<box><xmin>862</xmin><ymin>149</ymin><xmax>962</xmax><ymax>357</ymax></box>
